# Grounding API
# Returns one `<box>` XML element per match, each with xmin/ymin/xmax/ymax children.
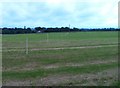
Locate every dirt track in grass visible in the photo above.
<box><xmin>3</xmin><ymin>59</ymin><xmax>117</xmax><ymax>72</ymax></box>
<box><xmin>3</xmin><ymin>44</ymin><xmax>118</xmax><ymax>52</ymax></box>
<box><xmin>3</xmin><ymin>68</ymin><xmax>118</xmax><ymax>86</ymax></box>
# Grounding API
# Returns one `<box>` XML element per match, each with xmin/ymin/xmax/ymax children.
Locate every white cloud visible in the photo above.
<box><xmin>1</xmin><ymin>0</ymin><xmax>119</xmax><ymax>28</ymax></box>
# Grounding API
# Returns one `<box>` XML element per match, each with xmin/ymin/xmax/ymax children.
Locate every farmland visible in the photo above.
<box><xmin>2</xmin><ymin>31</ymin><xmax>118</xmax><ymax>86</ymax></box>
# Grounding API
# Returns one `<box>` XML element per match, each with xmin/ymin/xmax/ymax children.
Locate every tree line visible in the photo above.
<box><xmin>1</xmin><ymin>27</ymin><xmax>120</xmax><ymax>34</ymax></box>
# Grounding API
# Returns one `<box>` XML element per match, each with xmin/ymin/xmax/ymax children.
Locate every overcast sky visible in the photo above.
<box><xmin>0</xmin><ymin>0</ymin><xmax>119</xmax><ymax>28</ymax></box>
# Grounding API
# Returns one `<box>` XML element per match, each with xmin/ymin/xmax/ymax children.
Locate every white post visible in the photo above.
<box><xmin>69</xmin><ymin>24</ymin><xmax>70</xmax><ymax>33</ymax></box>
<box><xmin>26</xmin><ymin>38</ymin><xmax>28</xmax><ymax>55</ymax></box>
<box><xmin>0</xmin><ymin>55</ymin><xmax>1</xmax><ymax>88</ymax></box>
<box><xmin>47</xmin><ymin>33</ymin><xmax>49</xmax><ymax>42</ymax></box>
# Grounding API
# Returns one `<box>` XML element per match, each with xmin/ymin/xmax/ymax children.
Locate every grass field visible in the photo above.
<box><xmin>2</xmin><ymin>31</ymin><xmax>118</xmax><ymax>86</ymax></box>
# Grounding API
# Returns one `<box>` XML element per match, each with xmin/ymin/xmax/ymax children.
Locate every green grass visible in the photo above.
<box><xmin>2</xmin><ymin>31</ymin><xmax>118</xmax><ymax>86</ymax></box>
<box><xmin>2</xmin><ymin>31</ymin><xmax>118</xmax><ymax>49</ymax></box>
<box><xmin>112</xmin><ymin>81</ymin><xmax>120</xmax><ymax>87</ymax></box>
<box><xmin>3</xmin><ymin>46</ymin><xmax>118</xmax><ymax>68</ymax></box>
<box><xmin>3</xmin><ymin>62</ymin><xmax>117</xmax><ymax>80</ymax></box>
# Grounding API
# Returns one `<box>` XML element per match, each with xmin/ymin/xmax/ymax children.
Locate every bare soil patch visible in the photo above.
<box><xmin>3</xmin><ymin>59</ymin><xmax>117</xmax><ymax>72</ymax></box>
<box><xmin>3</xmin><ymin>68</ymin><xmax>118</xmax><ymax>86</ymax></box>
<box><xmin>41</xmin><ymin>59</ymin><xmax>117</xmax><ymax>69</ymax></box>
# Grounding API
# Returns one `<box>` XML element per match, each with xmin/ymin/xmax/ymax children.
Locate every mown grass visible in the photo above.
<box><xmin>3</xmin><ymin>62</ymin><xmax>117</xmax><ymax>80</ymax></box>
<box><xmin>3</xmin><ymin>46</ymin><xmax>118</xmax><ymax>68</ymax></box>
<box><xmin>2</xmin><ymin>31</ymin><xmax>118</xmax><ymax>48</ymax></box>
<box><xmin>2</xmin><ymin>31</ymin><xmax>118</xmax><ymax>86</ymax></box>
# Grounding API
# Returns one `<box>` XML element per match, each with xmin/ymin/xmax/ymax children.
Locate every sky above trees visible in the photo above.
<box><xmin>0</xmin><ymin>0</ymin><xmax>119</xmax><ymax>28</ymax></box>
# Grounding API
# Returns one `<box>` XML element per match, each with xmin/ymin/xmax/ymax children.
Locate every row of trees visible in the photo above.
<box><xmin>2</xmin><ymin>27</ymin><xmax>35</xmax><ymax>34</ymax></box>
<box><xmin>1</xmin><ymin>27</ymin><xmax>120</xmax><ymax>34</ymax></box>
